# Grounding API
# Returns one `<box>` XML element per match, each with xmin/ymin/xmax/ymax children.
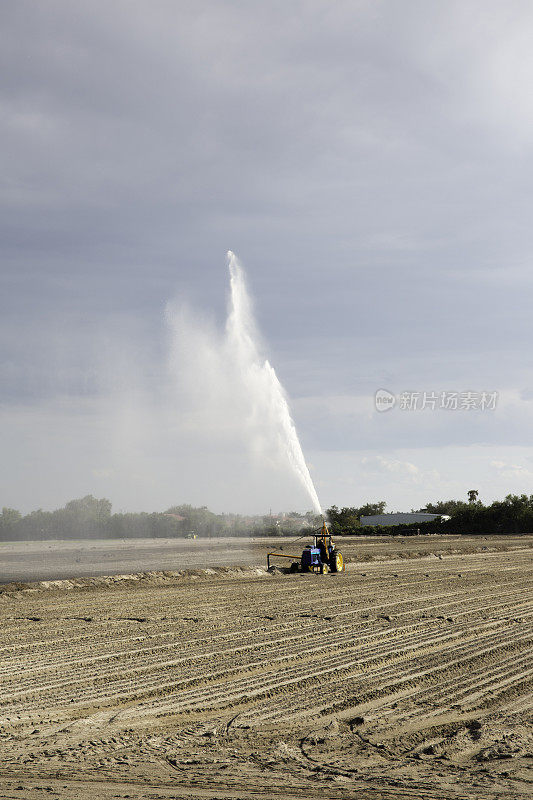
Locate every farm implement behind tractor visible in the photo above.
<box><xmin>267</xmin><ymin>519</ymin><xmax>345</xmax><ymax>574</ymax></box>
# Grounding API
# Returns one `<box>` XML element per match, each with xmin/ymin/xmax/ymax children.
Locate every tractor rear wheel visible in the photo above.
<box><xmin>330</xmin><ymin>551</ymin><xmax>344</xmax><ymax>573</ymax></box>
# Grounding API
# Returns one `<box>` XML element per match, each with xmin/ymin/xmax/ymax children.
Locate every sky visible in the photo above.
<box><xmin>2</xmin><ymin>0</ymin><xmax>533</xmax><ymax>515</ymax></box>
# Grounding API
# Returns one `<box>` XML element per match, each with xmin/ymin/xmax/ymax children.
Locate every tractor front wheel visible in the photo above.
<box><xmin>320</xmin><ymin>562</ymin><xmax>329</xmax><ymax>574</ymax></box>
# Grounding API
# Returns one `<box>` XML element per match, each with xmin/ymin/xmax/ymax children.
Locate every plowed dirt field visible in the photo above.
<box><xmin>0</xmin><ymin>536</ymin><xmax>532</xmax><ymax>799</ymax></box>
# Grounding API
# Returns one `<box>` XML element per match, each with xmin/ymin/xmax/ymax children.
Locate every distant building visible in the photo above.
<box><xmin>360</xmin><ymin>512</ymin><xmax>450</xmax><ymax>527</ymax></box>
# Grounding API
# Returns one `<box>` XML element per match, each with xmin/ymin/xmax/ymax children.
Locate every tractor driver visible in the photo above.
<box><xmin>318</xmin><ymin>538</ymin><xmax>328</xmax><ymax>565</ymax></box>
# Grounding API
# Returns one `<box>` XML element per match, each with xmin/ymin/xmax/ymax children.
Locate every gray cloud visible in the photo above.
<box><xmin>2</xmin><ymin>1</ymin><xmax>533</xmax><ymax>511</ymax></box>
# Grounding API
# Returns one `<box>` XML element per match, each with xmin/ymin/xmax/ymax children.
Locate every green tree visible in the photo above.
<box><xmin>59</xmin><ymin>495</ymin><xmax>112</xmax><ymax>538</ymax></box>
<box><xmin>358</xmin><ymin>502</ymin><xmax>386</xmax><ymax>517</ymax></box>
<box><xmin>420</xmin><ymin>499</ymin><xmax>470</xmax><ymax>516</ymax></box>
<box><xmin>327</xmin><ymin>502</ymin><xmax>386</xmax><ymax>534</ymax></box>
<box><xmin>165</xmin><ymin>504</ymin><xmax>222</xmax><ymax>537</ymax></box>
<box><xmin>65</xmin><ymin>495</ymin><xmax>112</xmax><ymax>523</ymax></box>
<box><xmin>0</xmin><ymin>507</ymin><xmax>22</xmax><ymax>539</ymax></box>
<box><xmin>1</xmin><ymin>507</ymin><xmax>22</xmax><ymax>526</ymax></box>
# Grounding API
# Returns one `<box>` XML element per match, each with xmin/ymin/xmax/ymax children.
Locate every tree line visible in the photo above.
<box><xmin>327</xmin><ymin>492</ymin><xmax>533</xmax><ymax>535</ymax></box>
<box><xmin>0</xmin><ymin>496</ymin><xmax>321</xmax><ymax>541</ymax></box>
<box><xmin>2</xmin><ymin>491</ymin><xmax>533</xmax><ymax>541</ymax></box>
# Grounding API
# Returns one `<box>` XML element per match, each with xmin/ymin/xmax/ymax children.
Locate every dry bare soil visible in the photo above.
<box><xmin>0</xmin><ymin>535</ymin><xmax>532</xmax><ymax>799</ymax></box>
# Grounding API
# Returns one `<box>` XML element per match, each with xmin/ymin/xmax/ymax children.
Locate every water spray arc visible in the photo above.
<box><xmin>225</xmin><ymin>251</ymin><xmax>322</xmax><ymax>516</ymax></box>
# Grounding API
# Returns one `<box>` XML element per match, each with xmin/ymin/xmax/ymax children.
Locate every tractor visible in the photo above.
<box><xmin>267</xmin><ymin>519</ymin><xmax>345</xmax><ymax>574</ymax></box>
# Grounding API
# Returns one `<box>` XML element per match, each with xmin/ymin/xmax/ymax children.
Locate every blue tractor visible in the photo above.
<box><xmin>267</xmin><ymin>520</ymin><xmax>345</xmax><ymax>574</ymax></box>
<box><xmin>300</xmin><ymin>520</ymin><xmax>344</xmax><ymax>574</ymax></box>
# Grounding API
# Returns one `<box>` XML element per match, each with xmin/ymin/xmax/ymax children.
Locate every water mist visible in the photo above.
<box><xmin>226</xmin><ymin>251</ymin><xmax>322</xmax><ymax>515</ymax></box>
<box><xmin>166</xmin><ymin>251</ymin><xmax>322</xmax><ymax>515</ymax></box>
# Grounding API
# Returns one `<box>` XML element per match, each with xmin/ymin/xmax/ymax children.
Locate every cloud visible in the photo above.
<box><xmin>92</xmin><ymin>467</ymin><xmax>115</xmax><ymax>479</ymax></box>
<box><xmin>489</xmin><ymin>459</ymin><xmax>533</xmax><ymax>482</ymax></box>
<box><xmin>362</xmin><ymin>455</ymin><xmax>420</xmax><ymax>479</ymax></box>
<box><xmin>3</xmin><ymin>2</ymin><xmax>533</xmax><ymax>512</ymax></box>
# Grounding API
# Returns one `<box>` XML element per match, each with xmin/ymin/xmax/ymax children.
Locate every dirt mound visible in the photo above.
<box><xmin>0</xmin><ymin>565</ymin><xmax>271</xmax><ymax>595</ymax></box>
